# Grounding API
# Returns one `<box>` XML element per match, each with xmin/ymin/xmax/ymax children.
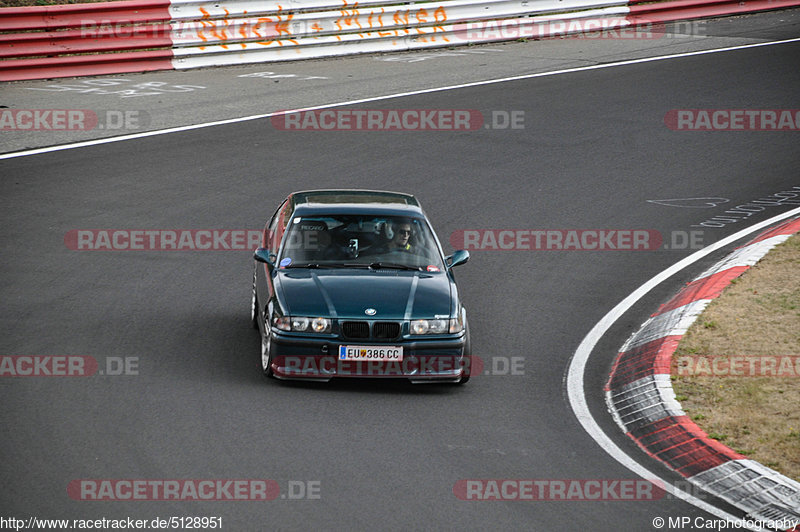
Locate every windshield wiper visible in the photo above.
<box><xmin>285</xmin><ymin>262</ymin><xmax>365</xmax><ymax>269</ymax></box>
<box><xmin>285</xmin><ymin>262</ymin><xmax>421</xmax><ymax>271</ymax></box>
<box><xmin>368</xmin><ymin>262</ymin><xmax>422</xmax><ymax>271</ymax></box>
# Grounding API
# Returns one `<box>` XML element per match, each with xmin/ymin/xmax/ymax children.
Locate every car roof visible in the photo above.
<box><xmin>289</xmin><ymin>190</ymin><xmax>425</xmax><ymax>218</ymax></box>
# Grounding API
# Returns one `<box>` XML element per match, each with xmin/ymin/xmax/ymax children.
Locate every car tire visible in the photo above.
<box><xmin>457</xmin><ymin>319</ymin><xmax>471</xmax><ymax>385</ymax></box>
<box><xmin>250</xmin><ymin>266</ymin><xmax>259</xmax><ymax>330</ymax></box>
<box><xmin>261</xmin><ymin>330</ymin><xmax>275</xmax><ymax>378</ymax></box>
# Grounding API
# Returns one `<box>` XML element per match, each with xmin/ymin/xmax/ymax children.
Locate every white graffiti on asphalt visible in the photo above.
<box><xmin>26</xmin><ymin>79</ymin><xmax>206</xmax><ymax>98</ymax></box>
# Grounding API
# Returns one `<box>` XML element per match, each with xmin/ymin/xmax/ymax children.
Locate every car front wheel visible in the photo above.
<box><xmin>261</xmin><ymin>330</ymin><xmax>274</xmax><ymax>378</ymax></box>
<box><xmin>250</xmin><ymin>267</ymin><xmax>259</xmax><ymax>330</ymax></box>
<box><xmin>457</xmin><ymin>319</ymin><xmax>471</xmax><ymax>385</ymax></box>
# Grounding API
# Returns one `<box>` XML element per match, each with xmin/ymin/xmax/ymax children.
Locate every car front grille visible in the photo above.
<box><xmin>373</xmin><ymin>322</ymin><xmax>401</xmax><ymax>339</ymax></box>
<box><xmin>341</xmin><ymin>321</ymin><xmax>370</xmax><ymax>339</ymax></box>
<box><xmin>341</xmin><ymin>321</ymin><xmax>400</xmax><ymax>340</ymax></box>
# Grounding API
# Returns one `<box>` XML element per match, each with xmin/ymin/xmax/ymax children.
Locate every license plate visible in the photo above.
<box><xmin>339</xmin><ymin>345</ymin><xmax>403</xmax><ymax>361</ymax></box>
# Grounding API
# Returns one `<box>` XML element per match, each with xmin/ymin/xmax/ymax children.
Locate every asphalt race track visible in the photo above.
<box><xmin>1</xmin><ymin>13</ymin><xmax>799</xmax><ymax>531</ymax></box>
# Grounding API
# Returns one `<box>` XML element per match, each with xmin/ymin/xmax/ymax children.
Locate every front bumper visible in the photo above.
<box><xmin>268</xmin><ymin>331</ymin><xmax>469</xmax><ymax>383</ymax></box>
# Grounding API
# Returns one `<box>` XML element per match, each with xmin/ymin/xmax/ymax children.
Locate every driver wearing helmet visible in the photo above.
<box><xmin>387</xmin><ymin>220</ymin><xmax>413</xmax><ymax>252</ymax></box>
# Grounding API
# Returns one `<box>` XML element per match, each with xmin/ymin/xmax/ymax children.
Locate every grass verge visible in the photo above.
<box><xmin>671</xmin><ymin>232</ymin><xmax>800</xmax><ymax>481</ymax></box>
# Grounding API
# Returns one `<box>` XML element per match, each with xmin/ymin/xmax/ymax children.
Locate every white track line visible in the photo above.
<box><xmin>1</xmin><ymin>37</ymin><xmax>799</xmax><ymax>161</ymax></box>
<box><xmin>566</xmin><ymin>206</ymin><xmax>800</xmax><ymax>529</ymax></box>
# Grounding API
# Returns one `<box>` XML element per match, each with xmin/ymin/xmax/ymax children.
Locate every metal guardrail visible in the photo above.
<box><xmin>1</xmin><ymin>0</ymin><xmax>799</xmax><ymax>80</ymax></box>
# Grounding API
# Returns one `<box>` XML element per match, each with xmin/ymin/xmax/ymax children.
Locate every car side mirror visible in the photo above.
<box><xmin>254</xmin><ymin>247</ymin><xmax>276</xmax><ymax>265</ymax></box>
<box><xmin>446</xmin><ymin>249</ymin><xmax>470</xmax><ymax>269</ymax></box>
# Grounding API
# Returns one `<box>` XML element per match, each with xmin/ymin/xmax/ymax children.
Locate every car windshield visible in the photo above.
<box><xmin>278</xmin><ymin>214</ymin><xmax>445</xmax><ymax>271</ymax></box>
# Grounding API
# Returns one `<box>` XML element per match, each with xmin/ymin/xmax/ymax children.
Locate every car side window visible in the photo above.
<box><xmin>267</xmin><ymin>200</ymin><xmax>288</xmax><ymax>255</ymax></box>
<box><xmin>275</xmin><ymin>201</ymin><xmax>295</xmax><ymax>255</ymax></box>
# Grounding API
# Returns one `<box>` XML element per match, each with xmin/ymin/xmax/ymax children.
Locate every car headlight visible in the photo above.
<box><xmin>449</xmin><ymin>312</ymin><xmax>464</xmax><ymax>334</ymax></box>
<box><xmin>291</xmin><ymin>317</ymin><xmax>309</xmax><ymax>331</ymax></box>
<box><xmin>273</xmin><ymin>316</ymin><xmax>291</xmax><ymax>331</ymax></box>
<box><xmin>273</xmin><ymin>316</ymin><xmax>331</xmax><ymax>333</ymax></box>
<box><xmin>310</xmin><ymin>317</ymin><xmax>331</xmax><ymax>333</ymax></box>
<box><xmin>411</xmin><ymin>318</ymin><xmax>459</xmax><ymax>335</ymax></box>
